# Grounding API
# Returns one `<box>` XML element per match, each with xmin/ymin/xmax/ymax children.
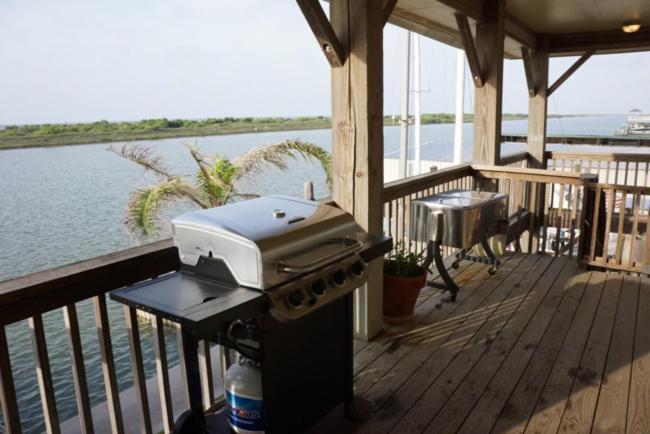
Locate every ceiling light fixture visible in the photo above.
<box><xmin>622</xmin><ymin>21</ymin><xmax>641</xmax><ymax>33</ymax></box>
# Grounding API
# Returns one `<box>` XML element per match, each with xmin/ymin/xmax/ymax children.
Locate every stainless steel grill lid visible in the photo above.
<box><xmin>172</xmin><ymin>195</ymin><xmax>365</xmax><ymax>290</ymax></box>
<box><xmin>411</xmin><ymin>189</ymin><xmax>508</xmax><ymax>249</ymax></box>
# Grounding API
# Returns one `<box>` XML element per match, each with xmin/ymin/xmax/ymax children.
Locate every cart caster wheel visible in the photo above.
<box><xmin>488</xmin><ymin>267</ymin><xmax>497</xmax><ymax>275</ymax></box>
<box><xmin>451</xmin><ymin>261</ymin><xmax>460</xmax><ymax>269</ymax></box>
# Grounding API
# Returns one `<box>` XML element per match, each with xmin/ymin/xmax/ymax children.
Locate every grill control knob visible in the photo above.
<box><xmin>311</xmin><ymin>278</ymin><xmax>327</xmax><ymax>296</ymax></box>
<box><xmin>287</xmin><ymin>289</ymin><xmax>305</xmax><ymax>308</ymax></box>
<box><xmin>332</xmin><ymin>269</ymin><xmax>346</xmax><ymax>286</ymax></box>
<box><xmin>350</xmin><ymin>260</ymin><xmax>366</xmax><ymax>277</ymax></box>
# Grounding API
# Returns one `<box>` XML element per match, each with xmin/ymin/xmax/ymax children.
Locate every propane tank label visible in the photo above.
<box><xmin>226</xmin><ymin>389</ymin><xmax>265</xmax><ymax>432</ymax></box>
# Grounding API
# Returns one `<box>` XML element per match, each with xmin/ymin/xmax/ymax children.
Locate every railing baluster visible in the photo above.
<box><xmin>151</xmin><ymin>315</ymin><xmax>174</xmax><ymax>433</ymax></box>
<box><xmin>220</xmin><ymin>346</ymin><xmax>232</xmax><ymax>382</ymax></box>
<box><xmin>541</xmin><ymin>181</ymin><xmax>552</xmax><ymax>253</ymax></box>
<box><xmin>405</xmin><ymin>194</ymin><xmax>412</xmax><ymax>251</ymax></box>
<box><xmin>0</xmin><ymin>326</ymin><xmax>22</xmax><ymax>434</ymax></box>
<box><xmin>28</xmin><ymin>314</ymin><xmax>60</xmax><ymax>434</ymax></box>
<box><xmin>92</xmin><ymin>295</ymin><xmax>124</xmax><ymax>434</ymax></box>
<box><xmin>602</xmin><ymin>188</ymin><xmax>615</xmax><ymax>263</ymax></box>
<box><xmin>398</xmin><ymin>196</ymin><xmax>405</xmax><ymax>245</ymax></box>
<box><xmin>198</xmin><ymin>340</ymin><xmax>215</xmax><ymax>410</ymax></box>
<box><xmin>589</xmin><ymin>186</ymin><xmax>603</xmax><ymax>261</ymax></box>
<box><xmin>63</xmin><ymin>304</ymin><xmax>94</xmax><ymax>434</ymax></box>
<box><xmin>569</xmin><ymin>183</ymin><xmax>579</xmax><ymax>257</ymax></box>
<box><xmin>527</xmin><ymin>181</ymin><xmax>538</xmax><ymax>253</ymax></box>
<box><xmin>629</xmin><ymin>192</ymin><xmax>641</xmax><ymax>269</ymax></box>
<box><xmin>175</xmin><ymin>325</ymin><xmax>190</xmax><ymax>406</ymax></box>
<box><xmin>614</xmin><ymin>191</ymin><xmax>627</xmax><ymax>265</ymax></box>
<box><xmin>554</xmin><ymin>184</ymin><xmax>565</xmax><ymax>256</ymax></box>
<box><xmin>124</xmin><ymin>306</ymin><xmax>152</xmax><ymax>434</ymax></box>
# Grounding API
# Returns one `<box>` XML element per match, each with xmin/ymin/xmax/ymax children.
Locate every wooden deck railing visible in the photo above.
<box><xmin>547</xmin><ymin>151</ymin><xmax>650</xmax><ymax>186</ymax></box>
<box><xmin>381</xmin><ymin>151</ymin><xmax>594</xmax><ymax>258</ymax></box>
<box><xmin>0</xmin><ymin>240</ymin><xmax>227</xmax><ymax>434</ymax></box>
<box><xmin>383</xmin><ymin>151</ymin><xmax>650</xmax><ymax>275</ymax></box>
<box><xmin>581</xmin><ymin>182</ymin><xmax>650</xmax><ymax>273</ymax></box>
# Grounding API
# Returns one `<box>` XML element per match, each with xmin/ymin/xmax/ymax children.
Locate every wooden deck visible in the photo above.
<box><xmin>313</xmin><ymin>252</ymin><xmax>650</xmax><ymax>434</ymax></box>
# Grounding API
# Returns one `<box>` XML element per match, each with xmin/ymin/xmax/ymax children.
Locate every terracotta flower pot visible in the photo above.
<box><xmin>383</xmin><ymin>267</ymin><xmax>427</xmax><ymax>324</ymax></box>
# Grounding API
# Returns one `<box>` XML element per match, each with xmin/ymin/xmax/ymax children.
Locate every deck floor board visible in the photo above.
<box><xmin>310</xmin><ymin>253</ymin><xmax>650</xmax><ymax>434</ymax></box>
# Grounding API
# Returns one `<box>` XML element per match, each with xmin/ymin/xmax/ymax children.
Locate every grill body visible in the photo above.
<box><xmin>111</xmin><ymin>196</ymin><xmax>392</xmax><ymax>434</ymax></box>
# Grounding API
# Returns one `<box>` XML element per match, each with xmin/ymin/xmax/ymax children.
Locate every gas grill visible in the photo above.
<box><xmin>411</xmin><ymin>189</ymin><xmax>507</xmax><ymax>300</ymax></box>
<box><xmin>110</xmin><ymin>195</ymin><xmax>391</xmax><ymax>433</ymax></box>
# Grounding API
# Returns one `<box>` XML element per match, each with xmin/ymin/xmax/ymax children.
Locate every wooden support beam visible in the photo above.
<box><xmin>547</xmin><ymin>51</ymin><xmax>593</xmax><ymax>97</ymax></box>
<box><xmin>526</xmin><ymin>36</ymin><xmax>549</xmax><ymax>252</ymax></box>
<box><xmin>549</xmin><ymin>27</ymin><xmax>650</xmax><ymax>55</ymax></box>
<box><xmin>297</xmin><ymin>0</ymin><xmax>346</xmax><ymax>68</ymax></box>
<box><xmin>521</xmin><ymin>46</ymin><xmax>535</xmax><ymax>97</ymax></box>
<box><xmin>331</xmin><ymin>0</ymin><xmax>384</xmax><ymax>340</ymax></box>
<box><xmin>382</xmin><ymin>0</ymin><xmax>399</xmax><ymax>27</ymax></box>
<box><xmin>454</xmin><ymin>14</ymin><xmax>483</xmax><ymax>87</ymax></box>
<box><xmin>528</xmin><ymin>37</ymin><xmax>549</xmax><ymax>168</ymax></box>
<box><xmin>504</xmin><ymin>11</ymin><xmax>537</xmax><ymax>50</ymax></box>
<box><xmin>472</xmin><ymin>0</ymin><xmax>504</xmax><ymax>166</ymax></box>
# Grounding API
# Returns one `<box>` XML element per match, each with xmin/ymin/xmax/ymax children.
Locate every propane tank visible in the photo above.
<box><xmin>224</xmin><ymin>357</ymin><xmax>264</xmax><ymax>434</ymax></box>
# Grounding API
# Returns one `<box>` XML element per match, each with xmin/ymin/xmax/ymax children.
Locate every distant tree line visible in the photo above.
<box><xmin>0</xmin><ymin>113</ymin><xmax>538</xmax><ymax>138</ymax></box>
<box><xmin>0</xmin><ymin>116</ymin><xmax>330</xmax><ymax>137</ymax></box>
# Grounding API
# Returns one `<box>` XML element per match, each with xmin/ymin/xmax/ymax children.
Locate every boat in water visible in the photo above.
<box><xmin>616</xmin><ymin>109</ymin><xmax>650</xmax><ymax>135</ymax></box>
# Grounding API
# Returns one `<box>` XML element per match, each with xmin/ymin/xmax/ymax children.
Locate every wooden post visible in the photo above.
<box><xmin>578</xmin><ymin>173</ymin><xmax>598</xmax><ymax>263</ymax></box>
<box><xmin>525</xmin><ymin>36</ymin><xmax>549</xmax><ymax>252</ymax></box>
<box><xmin>472</xmin><ymin>0</ymin><xmax>505</xmax><ymax>166</ymax></box>
<box><xmin>527</xmin><ymin>36</ymin><xmax>549</xmax><ymax>169</ymax></box>
<box><xmin>330</xmin><ymin>0</ymin><xmax>384</xmax><ymax>341</ymax></box>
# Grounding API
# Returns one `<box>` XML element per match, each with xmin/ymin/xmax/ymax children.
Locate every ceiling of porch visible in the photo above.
<box><xmin>388</xmin><ymin>0</ymin><xmax>650</xmax><ymax>58</ymax></box>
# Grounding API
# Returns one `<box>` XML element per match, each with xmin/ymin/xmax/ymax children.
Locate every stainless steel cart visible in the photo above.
<box><xmin>411</xmin><ymin>189</ymin><xmax>508</xmax><ymax>301</ymax></box>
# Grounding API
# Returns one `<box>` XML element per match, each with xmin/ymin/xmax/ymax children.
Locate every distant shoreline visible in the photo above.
<box><xmin>0</xmin><ymin>113</ymin><xmax>592</xmax><ymax>150</ymax></box>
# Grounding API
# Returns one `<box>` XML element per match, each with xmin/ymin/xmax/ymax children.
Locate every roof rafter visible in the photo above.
<box><xmin>504</xmin><ymin>11</ymin><xmax>537</xmax><ymax>50</ymax></box>
<box><xmin>296</xmin><ymin>0</ymin><xmax>346</xmax><ymax>68</ymax></box>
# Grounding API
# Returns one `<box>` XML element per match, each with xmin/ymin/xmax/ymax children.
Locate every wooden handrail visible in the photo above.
<box><xmin>547</xmin><ymin>151</ymin><xmax>650</xmax><ymax>162</ymax></box>
<box><xmin>503</xmin><ymin>133</ymin><xmax>650</xmax><ymax>147</ymax></box>
<box><xmin>0</xmin><ymin>239</ymin><xmax>179</xmax><ymax>326</ymax></box>
<box><xmin>383</xmin><ymin>163</ymin><xmax>473</xmax><ymax>202</ymax></box>
<box><xmin>470</xmin><ymin>165</ymin><xmax>584</xmax><ymax>185</ymax></box>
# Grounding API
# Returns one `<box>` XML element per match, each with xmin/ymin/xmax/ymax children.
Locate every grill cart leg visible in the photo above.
<box><xmin>425</xmin><ymin>240</ymin><xmax>459</xmax><ymax>302</ymax></box>
<box><xmin>174</xmin><ymin>327</ymin><xmax>207</xmax><ymax>434</ymax></box>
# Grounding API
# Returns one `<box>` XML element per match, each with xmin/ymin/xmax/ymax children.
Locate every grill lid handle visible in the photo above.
<box><xmin>276</xmin><ymin>238</ymin><xmax>363</xmax><ymax>275</ymax></box>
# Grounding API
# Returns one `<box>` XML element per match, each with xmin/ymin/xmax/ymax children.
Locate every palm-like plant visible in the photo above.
<box><xmin>109</xmin><ymin>140</ymin><xmax>332</xmax><ymax>237</ymax></box>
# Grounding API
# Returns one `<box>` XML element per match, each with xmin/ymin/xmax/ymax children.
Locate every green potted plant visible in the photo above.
<box><xmin>383</xmin><ymin>241</ymin><xmax>428</xmax><ymax>324</ymax></box>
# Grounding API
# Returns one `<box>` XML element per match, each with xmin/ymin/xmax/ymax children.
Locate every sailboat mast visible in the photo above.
<box><xmin>413</xmin><ymin>33</ymin><xmax>422</xmax><ymax>176</ymax></box>
<box><xmin>454</xmin><ymin>49</ymin><xmax>465</xmax><ymax>164</ymax></box>
<box><xmin>399</xmin><ymin>30</ymin><xmax>410</xmax><ymax>179</ymax></box>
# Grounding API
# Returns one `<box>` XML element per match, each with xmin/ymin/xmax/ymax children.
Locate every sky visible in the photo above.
<box><xmin>1</xmin><ymin>0</ymin><xmax>649</xmax><ymax>125</ymax></box>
